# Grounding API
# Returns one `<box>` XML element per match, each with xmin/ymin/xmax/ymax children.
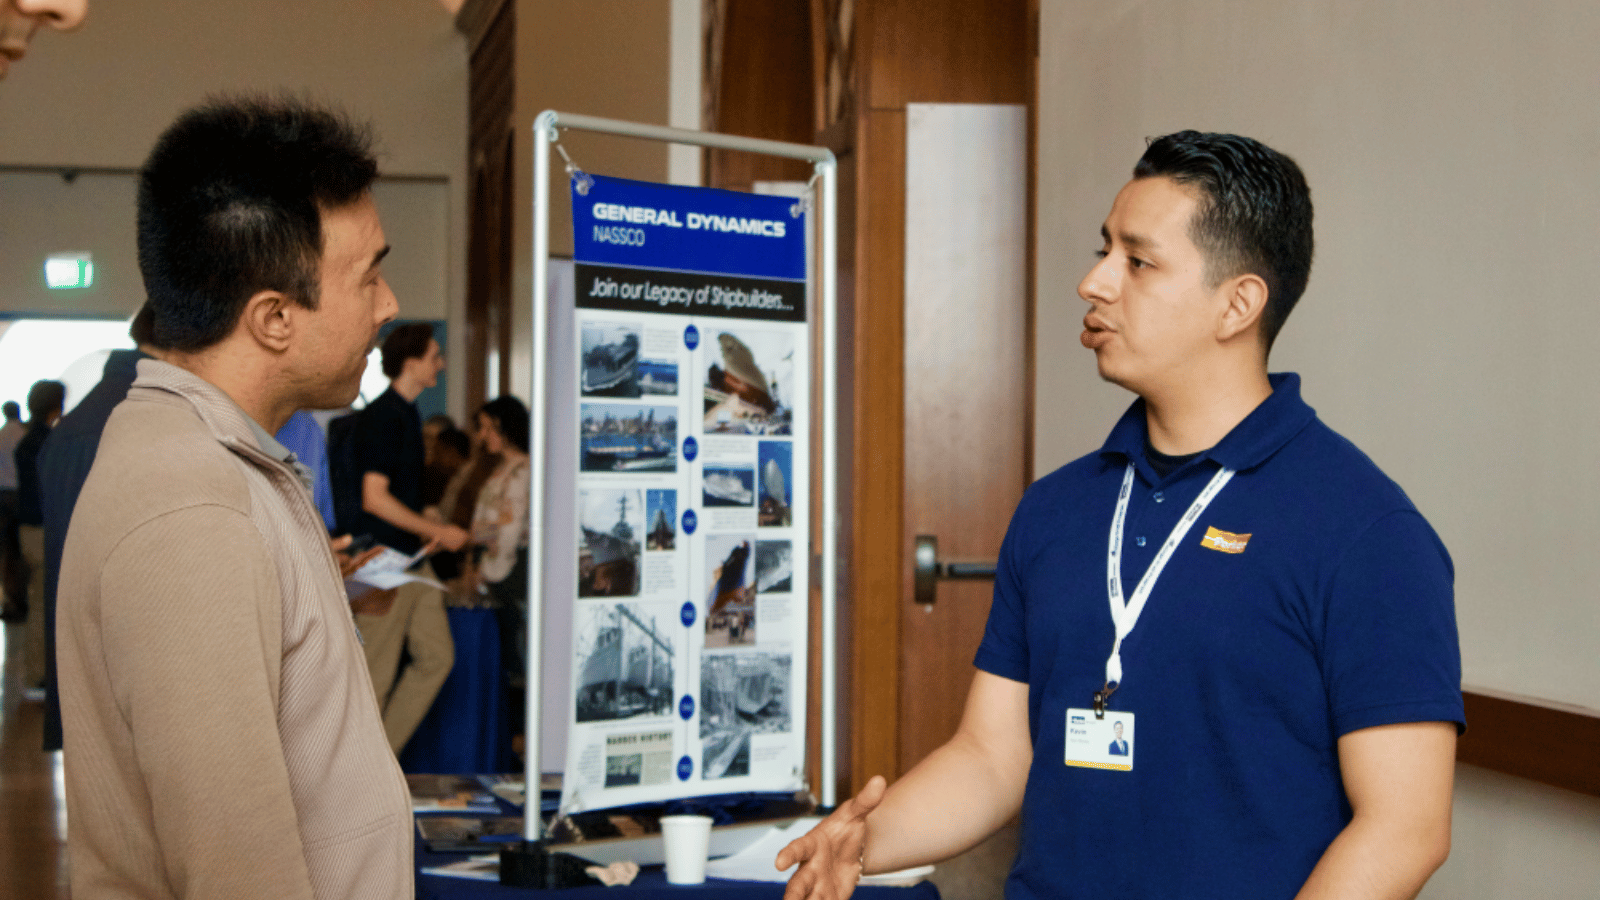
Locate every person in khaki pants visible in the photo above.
<box><xmin>349</xmin><ymin>324</ymin><xmax>469</xmax><ymax>753</ymax></box>
<box><xmin>352</xmin><ymin>578</ymin><xmax>454</xmax><ymax>753</ymax></box>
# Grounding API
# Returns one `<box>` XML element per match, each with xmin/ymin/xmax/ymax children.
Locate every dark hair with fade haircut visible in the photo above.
<box><xmin>136</xmin><ymin>94</ymin><xmax>378</xmax><ymax>352</ymax></box>
<box><xmin>380</xmin><ymin>322</ymin><xmax>435</xmax><ymax>379</ymax></box>
<box><xmin>1133</xmin><ymin>130</ymin><xmax>1313</xmax><ymax>353</ymax></box>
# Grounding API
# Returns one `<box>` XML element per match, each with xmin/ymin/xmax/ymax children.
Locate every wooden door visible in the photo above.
<box><xmin>842</xmin><ymin>0</ymin><xmax>1034</xmax><ymax>794</ymax></box>
<box><xmin>897</xmin><ymin>104</ymin><xmax>1029</xmax><ymax>770</ymax></box>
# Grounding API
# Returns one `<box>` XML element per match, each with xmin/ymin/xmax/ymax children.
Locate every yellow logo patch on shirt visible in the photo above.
<box><xmin>1200</xmin><ymin>526</ymin><xmax>1251</xmax><ymax>554</ymax></box>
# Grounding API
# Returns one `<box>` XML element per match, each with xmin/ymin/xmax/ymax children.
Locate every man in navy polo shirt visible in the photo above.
<box><xmin>779</xmin><ymin>132</ymin><xmax>1463</xmax><ymax>899</ymax></box>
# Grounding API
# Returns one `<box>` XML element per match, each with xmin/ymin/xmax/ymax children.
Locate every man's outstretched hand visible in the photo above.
<box><xmin>776</xmin><ymin>775</ymin><xmax>888</xmax><ymax>900</ymax></box>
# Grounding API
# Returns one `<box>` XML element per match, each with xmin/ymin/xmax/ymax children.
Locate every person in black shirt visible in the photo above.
<box><xmin>34</xmin><ymin>308</ymin><xmax>156</xmax><ymax>747</ymax></box>
<box><xmin>15</xmin><ymin>379</ymin><xmax>65</xmax><ymax>700</ymax></box>
<box><xmin>350</xmin><ymin>323</ymin><xmax>465</xmax><ymax>752</ymax></box>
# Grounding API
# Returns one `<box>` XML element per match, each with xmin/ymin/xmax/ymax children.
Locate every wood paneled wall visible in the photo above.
<box><xmin>458</xmin><ymin>0</ymin><xmax>516</xmax><ymax>412</ymax></box>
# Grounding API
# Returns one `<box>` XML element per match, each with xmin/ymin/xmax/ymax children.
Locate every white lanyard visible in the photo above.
<box><xmin>1100</xmin><ymin>461</ymin><xmax>1234</xmax><ymax>707</ymax></box>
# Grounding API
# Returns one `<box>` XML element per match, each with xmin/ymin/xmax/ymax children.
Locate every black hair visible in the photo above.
<box><xmin>1133</xmin><ymin>130</ymin><xmax>1313</xmax><ymax>352</ymax></box>
<box><xmin>129</xmin><ymin>302</ymin><xmax>156</xmax><ymax>347</ymax></box>
<box><xmin>26</xmin><ymin>380</ymin><xmax>65</xmax><ymax>425</ymax></box>
<box><xmin>2</xmin><ymin>401</ymin><xmax>19</xmax><ymax>421</ymax></box>
<box><xmin>479</xmin><ymin>396</ymin><xmax>530</xmax><ymax>454</ymax></box>
<box><xmin>380</xmin><ymin>322</ymin><xmax>435</xmax><ymax>379</ymax></box>
<box><xmin>436</xmin><ymin>426</ymin><xmax>471</xmax><ymax>460</ymax></box>
<box><xmin>136</xmin><ymin>94</ymin><xmax>378</xmax><ymax>352</ymax></box>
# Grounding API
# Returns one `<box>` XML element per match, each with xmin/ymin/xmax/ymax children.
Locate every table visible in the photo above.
<box><xmin>416</xmin><ymin>842</ymin><xmax>942</xmax><ymax>900</ymax></box>
<box><xmin>402</xmin><ymin>607</ymin><xmax>510</xmax><ymax>774</ymax></box>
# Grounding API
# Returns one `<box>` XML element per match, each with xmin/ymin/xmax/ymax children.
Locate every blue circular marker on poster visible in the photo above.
<box><xmin>680</xmin><ymin>601</ymin><xmax>696</xmax><ymax>627</ymax></box>
<box><xmin>679</xmin><ymin>696</ymin><xmax>695</xmax><ymax>720</ymax></box>
<box><xmin>682</xmin><ymin>509</ymin><xmax>697</xmax><ymax>534</ymax></box>
<box><xmin>683</xmin><ymin>436</ymin><xmax>698</xmax><ymax>461</ymax></box>
<box><xmin>684</xmin><ymin>324</ymin><xmax>700</xmax><ymax>350</ymax></box>
<box><xmin>677</xmin><ymin>755</ymin><xmax>694</xmax><ymax>781</ymax></box>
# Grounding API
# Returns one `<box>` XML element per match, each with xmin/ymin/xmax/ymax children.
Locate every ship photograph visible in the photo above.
<box><xmin>581</xmin><ymin>403</ymin><xmax>678</xmax><ymax>473</ymax></box>
<box><xmin>701</xmin><ymin>465</ymin><xmax>755</xmax><ymax>507</ymax></box>
<box><xmin>698</xmin><ymin>652</ymin><xmax>793</xmax><ymax>779</ymax></box>
<box><xmin>755</xmin><ymin>540</ymin><xmax>792</xmax><ymax>594</ymax></box>
<box><xmin>704</xmin><ymin>330</ymin><xmax>795</xmax><ymax>436</ymax></box>
<box><xmin>704</xmin><ymin>535</ymin><xmax>756</xmax><ymax>647</ymax></box>
<box><xmin>757</xmin><ymin>441</ymin><xmax>792</xmax><ymax>526</ymax></box>
<box><xmin>645</xmin><ymin>489</ymin><xmax>677</xmax><ymax>551</ymax></box>
<box><xmin>578</xmin><ymin>489</ymin><xmax>644</xmax><ymax>597</ymax></box>
<box><xmin>637</xmin><ymin>358</ymin><xmax>679</xmax><ymax>396</ymax></box>
<box><xmin>574</xmin><ymin>602</ymin><xmax>675</xmax><ymax>723</ymax></box>
<box><xmin>581</xmin><ymin>322</ymin><xmax>642</xmax><ymax>397</ymax></box>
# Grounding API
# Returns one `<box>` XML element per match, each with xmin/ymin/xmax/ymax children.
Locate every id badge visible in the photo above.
<box><xmin>1065</xmin><ymin>708</ymin><xmax>1134</xmax><ymax>771</ymax></box>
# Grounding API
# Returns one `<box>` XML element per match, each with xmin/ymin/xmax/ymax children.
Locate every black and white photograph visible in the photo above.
<box><xmin>699</xmin><ymin>652</ymin><xmax>793</xmax><ymax>779</ymax></box>
<box><xmin>574</xmin><ymin>602</ymin><xmax>675</xmax><ymax>723</ymax></box>
<box><xmin>703</xmin><ymin>329</ymin><xmax>795</xmax><ymax>435</ymax></box>
<box><xmin>645</xmin><ymin>489</ymin><xmax>677</xmax><ymax>551</ymax></box>
<box><xmin>581</xmin><ymin>321</ymin><xmax>642</xmax><ymax>397</ymax></box>
<box><xmin>578</xmin><ymin>488</ymin><xmax>644</xmax><ymax>597</ymax></box>
<box><xmin>754</xmin><ymin>540</ymin><xmax>792</xmax><ymax>594</ymax></box>
<box><xmin>701</xmin><ymin>464</ymin><xmax>755</xmax><ymax>508</ymax></box>
<box><xmin>581</xmin><ymin>402</ymin><xmax>677</xmax><ymax>473</ymax></box>
<box><xmin>704</xmin><ymin>534</ymin><xmax>755</xmax><ymax>647</ymax></box>
<box><xmin>757</xmin><ymin>441</ymin><xmax>792</xmax><ymax>526</ymax></box>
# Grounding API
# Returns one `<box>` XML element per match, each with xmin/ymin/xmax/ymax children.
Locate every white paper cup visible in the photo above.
<box><xmin>659</xmin><ymin>814</ymin><xmax>714</xmax><ymax>885</ymax></box>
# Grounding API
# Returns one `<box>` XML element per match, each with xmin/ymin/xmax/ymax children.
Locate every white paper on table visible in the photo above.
<box><xmin>701</xmin><ymin>817</ymin><xmax>934</xmax><ymax>885</ymax></box>
<box><xmin>703</xmin><ymin>817</ymin><xmax>821</xmax><ymax>883</ymax></box>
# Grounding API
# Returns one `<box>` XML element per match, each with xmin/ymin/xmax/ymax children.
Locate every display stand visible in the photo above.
<box><xmin>514</xmin><ymin>111</ymin><xmax>838</xmax><ymax>887</ymax></box>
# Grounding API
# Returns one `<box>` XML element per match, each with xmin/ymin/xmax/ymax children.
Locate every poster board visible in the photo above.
<box><xmin>557</xmin><ymin>174</ymin><xmax>811</xmax><ymax>812</ymax></box>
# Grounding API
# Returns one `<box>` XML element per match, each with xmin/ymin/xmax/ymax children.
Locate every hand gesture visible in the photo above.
<box><xmin>776</xmin><ymin>776</ymin><xmax>888</xmax><ymax>900</ymax></box>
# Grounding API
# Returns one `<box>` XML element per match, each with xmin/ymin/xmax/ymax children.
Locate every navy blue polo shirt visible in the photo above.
<box><xmin>975</xmin><ymin>373</ymin><xmax>1463</xmax><ymax>900</ymax></box>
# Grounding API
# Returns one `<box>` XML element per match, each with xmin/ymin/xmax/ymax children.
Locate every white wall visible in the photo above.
<box><xmin>0</xmin><ymin>0</ymin><xmax>468</xmax><ymax>415</ymax></box>
<box><xmin>1036</xmin><ymin>2</ymin><xmax>1600</xmax><ymax>894</ymax></box>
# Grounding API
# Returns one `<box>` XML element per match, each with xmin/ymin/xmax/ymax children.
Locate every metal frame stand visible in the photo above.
<box><xmin>519</xmin><ymin>109</ymin><xmax>840</xmax><ymax>847</ymax></box>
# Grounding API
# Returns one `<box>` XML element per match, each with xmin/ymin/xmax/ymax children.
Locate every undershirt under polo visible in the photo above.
<box><xmin>974</xmin><ymin>373</ymin><xmax>1463</xmax><ymax>900</ymax></box>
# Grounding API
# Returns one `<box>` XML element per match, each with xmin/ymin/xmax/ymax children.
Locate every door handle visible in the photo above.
<box><xmin>913</xmin><ymin>534</ymin><xmax>998</xmax><ymax>606</ymax></box>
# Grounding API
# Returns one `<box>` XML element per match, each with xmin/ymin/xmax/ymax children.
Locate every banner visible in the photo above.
<box><xmin>560</xmin><ymin>174</ymin><xmax>809</xmax><ymax>813</ymax></box>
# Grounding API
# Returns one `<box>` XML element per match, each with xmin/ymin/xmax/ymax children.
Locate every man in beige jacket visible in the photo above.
<box><xmin>57</xmin><ymin>96</ymin><xmax>414</xmax><ymax>900</ymax></box>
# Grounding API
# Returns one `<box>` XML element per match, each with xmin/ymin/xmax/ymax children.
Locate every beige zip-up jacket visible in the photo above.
<box><xmin>58</xmin><ymin>359</ymin><xmax>412</xmax><ymax>900</ymax></box>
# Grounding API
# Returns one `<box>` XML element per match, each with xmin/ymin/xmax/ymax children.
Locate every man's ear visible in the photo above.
<box><xmin>241</xmin><ymin>290</ymin><xmax>295</xmax><ymax>353</ymax></box>
<box><xmin>1216</xmin><ymin>273</ymin><xmax>1268</xmax><ymax>344</ymax></box>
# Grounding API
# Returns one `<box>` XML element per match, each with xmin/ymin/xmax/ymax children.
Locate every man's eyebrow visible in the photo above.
<box><xmin>1101</xmin><ymin>224</ymin><xmax>1157</xmax><ymax>253</ymax></box>
<box><xmin>369</xmin><ymin>245</ymin><xmax>391</xmax><ymax>269</ymax></box>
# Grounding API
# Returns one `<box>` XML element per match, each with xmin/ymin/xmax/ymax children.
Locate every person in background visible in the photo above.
<box><xmin>0</xmin><ymin>399</ymin><xmax>25</xmax><ymax>622</ymax></box>
<box><xmin>35</xmin><ymin>305</ymin><xmax>157</xmax><ymax>751</ymax></box>
<box><xmin>423</xmin><ymin>424</ymin><xmax>471</xmax><ymax>582</ymax></box>
<box><xmin>350</xmin><ymin>323</ymin><xmax>464</xmax><ymax>753</ymax></box>
<box><xmin>467</xmin><ymin>398</ymin><xmax>530</xmax><ymax>683</ymax></box>
<box><xmin>57</xmin><ymin>95</ymin><xmax>413</xmax><ymax>899</ymax></box>
<box><xmin>0</xmin><ymin>0</ymin><xmax>87</xmax><ymax>80</ymax></box>
<box><xmin>276</xmin><ymin>409</ymin><xmax>336</xmax><ymax>531</ymax></box>
<box><xmin>14</xmin><ymin>379</ymin><xmax>64</xmax><ymax>701</ymax></box>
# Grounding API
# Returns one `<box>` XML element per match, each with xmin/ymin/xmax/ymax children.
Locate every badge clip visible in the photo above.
<box><xmin>1092</xmin><ymin>683</ymin><xmax>1117</xmax><ymax>719</ymax></box>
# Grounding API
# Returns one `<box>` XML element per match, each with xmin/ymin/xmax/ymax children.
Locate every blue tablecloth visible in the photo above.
<box><xmin>401</xmin><ymin>607</ymin><xmax>509</xmax><ymax>773</ymax></box>
<box><xmin>416</xmin><ymin>842</ymin><xmax>942</xmax><ymax>900</ymax></box>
